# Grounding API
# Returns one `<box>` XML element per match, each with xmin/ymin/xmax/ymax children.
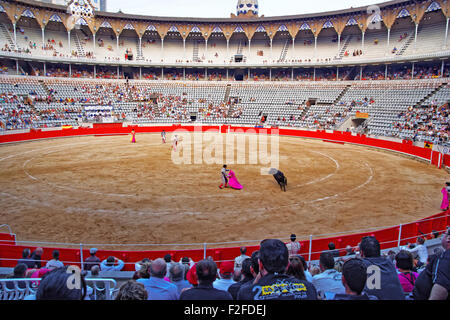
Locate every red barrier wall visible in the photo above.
<box><xmin>0</xmin><ymin>124</ymin><xmax>448</xmax><ymax>270</ymax></box>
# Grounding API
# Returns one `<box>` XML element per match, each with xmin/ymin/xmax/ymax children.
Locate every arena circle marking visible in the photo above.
<box><xmin>0</xmin><ymin>132</ymin><xmax>378</xmax><ymax>215</ymax></box>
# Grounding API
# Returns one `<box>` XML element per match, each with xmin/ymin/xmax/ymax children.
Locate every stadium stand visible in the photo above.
<box><xmin>0</xmin><ymin>0</ymin><xmax>449</xmax><ymax>301</ymax></box>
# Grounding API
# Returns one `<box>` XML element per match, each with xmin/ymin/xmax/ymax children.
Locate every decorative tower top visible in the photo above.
<box><xmin>236</xmin><ymin>0</ymin><xmax>259</xmax><ymax>17</ymax></box>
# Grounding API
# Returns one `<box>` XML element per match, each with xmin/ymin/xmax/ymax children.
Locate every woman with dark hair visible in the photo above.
<box><xmin>35</xmin><ymin>266</ymin><xmax>87</xmax><ymax>300</ymax></box>
<box><xmin>286</xmin><ymin>256</ymin><xmax>307</xmax><ymax>281</ymax></box>
<box><xmin>395</xmin><ymin>250</ymin><xmax>419</xmax><ymax>294</ymax></box>
<box><xmin>115</xmin><ymin>280</ymin><xmax>148</xmax><ymax>300</ymax></box>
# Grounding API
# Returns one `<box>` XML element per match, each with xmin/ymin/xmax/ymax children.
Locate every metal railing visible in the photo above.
<box><xmin>0</xmin><ymin>278</ymin><xmax>117</xmax><ymax>300</ymax></box>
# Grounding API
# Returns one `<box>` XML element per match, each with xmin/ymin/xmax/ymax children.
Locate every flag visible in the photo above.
<box><xmin>424</xmin><ymin>141</ymin><xmax>433</xmax><ymax>149</ymax></box>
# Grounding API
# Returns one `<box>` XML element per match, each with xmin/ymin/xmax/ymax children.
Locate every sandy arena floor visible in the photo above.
<box><xmin>0</xmin><ymin>132</ymin><xmax>448</xmax><ymax>249</ymax></box>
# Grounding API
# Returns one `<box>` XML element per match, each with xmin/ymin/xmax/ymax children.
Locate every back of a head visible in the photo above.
<box><xmin>36</xmin><ymin>266</ymin><xmax>86</xmax><ymax>300</ymax></box>
<box><xmin>22</xmin><ymin>248</ymin><xmax>30</xmax><ymax>259</ymax></box>
<box><xmin>290</xmin><ymin>234</ymin><xmax>296</xmax><ymax>242</ymax></box>
<box><xmin>163</xmin><ymin>253</ymin><xmax>172</xmax><ymax>263</ymax></box>
<box><xmin>319</xmin><ymin>251</ymin><xmax>336</xmax><ymax>270</ymax></box>
<box><xmin>287</xmin><ymin>256</ymin><xmax>306</xmax><ymax>280</ymax></box>
<box><xmin>250</xmin><ymin>250</ymin><xmax>260</xmax><ymax>274</ymax></box>
<box><xmin>52</xmin><ymin>250</ymin><xmax>60</xmax><ymax>260</ymax></box>
<box><xmin>342</xmin><ymin>258</ymin><xmax>367</xmax><ymax>295</ymax></box>
<box><xmin>115</xmin><ymin>280</ymin><xmax>148</xmax><ymax>300</ymax></box>
<box><xmin>13</xmin><ymin>263</ymin><xmax>27</xmax><ymax>278</ymax></box>
<box><xmin>417</xmin><ymin>237</ymin><xmax>425</xmax><ymax>245</ymax></box>
<box><xmin>196</xmin><ymin>259</ymin><xmax>217</xmax><ymax>284</ymax></box>
<box><xmin>395</xmin><ymin>250</ymin><xmax>414</xmax><ymax>270</ymax></box>
<box><xmin>91</xmin><ymin>265</ymin><xmax>100</xmax><ymax>276</ymax></box>
<box><xmin>360</xmin><ymin>236</ymin><xmax>381</xmax><ymax>258</ymax></box>
<box><xmin>106</xmin><ymin>256</ymin><xmax>115</xmax><ymax>266</ymax></box>
<box><xmin>259</xmin><ymin>239</ymin><xmax>289</xmax><ymax>274</ymax></box>
<box><xmin>240</xmin><ymin>258</ymin><xmax>253</xmax><ymax>278</ymax></box>
<box><xmin>150</xmin><ymin>258</ymin><xmax>167</xmax><ymax>278</ymax></box>
<box><xmin>328</xmin><ymin>242</ymin><xmax>336</xmax><ymax>250</ymax></box>
<box><xmin>240</xmin><ymin>246</ymin><xmax>247</xmax><ymax>255</ymax></box>
<box><xmin>169</xmin><ymin>263</ymin><xmax>184</xmax><ymax>282</ymax></box>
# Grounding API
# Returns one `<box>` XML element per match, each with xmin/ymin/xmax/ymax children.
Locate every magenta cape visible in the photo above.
<box><xmin>228</xmin><ymin>170</ymin><xmax>243</xmax><ymax>190</ymax></box>
<box><xmin>441</xmin><ymin>188</ymin><xmax>449</xmax><ymax>210</ymax></box>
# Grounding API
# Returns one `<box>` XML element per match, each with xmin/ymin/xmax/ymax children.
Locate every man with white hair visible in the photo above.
<box><xmin>137</xmin><ymin>258</ymin><xmax>179</xmax><ymax>300</ymax></box>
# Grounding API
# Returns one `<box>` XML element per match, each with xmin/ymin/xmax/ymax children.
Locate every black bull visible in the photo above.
<box><xmin>273</xmin><ymin>171</ymin><xmax>287</xmax><ymax>192</ymax></box>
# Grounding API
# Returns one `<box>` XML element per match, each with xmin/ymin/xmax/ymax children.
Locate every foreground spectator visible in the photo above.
<box><xmin>83</xmin><ymin>248</ymin><xmax>101</xmax><ymax>271</ymax></box>
<box><xmin>169</xmin><ymin>263</ymin><xmax>192</xmax><ymax>294</ymax></box>
<box><xmin>180</xmin><ymin>259</ymin><xmax>233</xmax><ymax>300</ymax></box>
<box><xmin>238</xmin><ymin>239</ymin><xmax>317</xmax><ymax>300</ymax></box>
<box><xmin>228</xmin><ymin>258</ymin><xmax>254</xmax><ymax>300</ymax></box>
<box><xmin>312</xmin><ymin>251</ymin><xmax>345</xmax><ymax>299</ymax></box>
<box><xmin>115</xmin><ymin>280</ymin><xmax>148</xmax><ymax>300</ymax></box>
<box><xmin>360</xmin><ymin>236</ymin><xmax>405</xmax><ymax>300</ymax></box>
<box><xmin>100</xmin><ymin>256</ymin><xmax>124</xmax><ymax>271</ymax></box>
<box><xmin>213</xmin><ymin>261</ymin><xmax>236</xmax><ymax>291</ymax></box>
<box><xmin>137</xmin><ymin>258</ymin><xmax>178</xmax><ymax>300</ymax></box>
<box><xmin>236</xmin><ymin>251</ymin><xmax>259</xmax><ymax>299</ymax></box>
<box><xmin>428</xmin><ymin>228</ymin><xmax>449</xmax><ymax>300</ymax></box>
<box><xmin>286</xmin><ymin>255</ymin><xmax>307</xmax><ymax>281</ymax></box>
<box><xmin>334</xmin><ymin>258</ymin><xmax>378</xmax><ymax>300</ymax></box>
<box><xmin>6</xmin><ymin>263</ymin><xmax>28</xmax><ymax>290</ymax></box>
<box><xmin>395</xmin><ymin>250</ymin><xmax>418</xmax><ymax>295</ymax></box>
<box><xmin>35</xmin><ymin>266</ymin><xmax>87</xmax><ymax>300</ymax></box>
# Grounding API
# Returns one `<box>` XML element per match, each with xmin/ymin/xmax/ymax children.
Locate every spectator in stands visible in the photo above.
<box><xmin>100</xmin><ymin>256</ymin><xmax>124</xmax><ymax>271</ymax></box>
<box><xmin>134</xmin><ymin>258</ymin><xmax>151</xmax><ymax>273</ymax></box>
<box><xmin>213</xmin><ymin>261</ymin><xmax>236</xmax><ymax>291</ymax></box>
<box><xmin>236</xmin><ymin>250</ymin><xmax>259</xmax><ymax>299</ymax></box>
<box><xmin>327</xmin><ymin>242</ymin><xmax>340</xmax><ymax>258</ymax></box>
<box><xmin>238</xmin><ymin>239</ymin><xmax>317</xmax><ymax>300</ymax></box>
<box><xmin>228</xmin><ymin>258</ymin><xmax>253</xmax><ymax>300</ymax></box>
<box><xmin>428</xmin><ymin>228</ymin><xmax>449</xmax><ymax>300</ymax></box>
<box><xmin>333</xmin><ymin>258</ymin><xmax>378</xmax><ymax>300</ymax></box>
<box><xmin>18</xmin><ymin>248</ymin><xmax>36</xmax><ymax>269</ymax></box>
<box><xmin>30</xmin><ymin>247</ymin><xmax>44</xmax><ymax>268</ymax></box>
<box><xmin>395</xmin><ymin>250</ymin><xmax>418</xmax><ymax>296</ymax></box>
<box><xmin>45</xmin><ymin>250</ymin><xmax>64</xmax><ymax>270</ymax></box>
<box><xmin>6</xmin><ymin>263</ymin><xmax>28</xmax><ymax>290</ymax></box>
<box><xmin>35</xmin><ymin>266</ymin><xmax>87</xmax><ymax>300</ymax></box>
<box><xmin>83</xmin><ymin>248</ymin><xmax>101</xmax><ymax>271</ymax></box>
<box><xmin>286</xmin><ymin>234</ymin><xmax>301</xmax><ymax>257</ymax></box>
<box><xmin>180</xmin><ymin>259</ymin><xmax>233</xmax><ymax>300</ymax></box>
<box><xmin>164</xmin><ymin>253</ymin><xmax>174</xmax><ymax>277</ymax></box>
<box><xmin>169</xmin><ymin>263</ymin><xmax>192</xmax><ymax>294</ymax></box>
<box><xmin>297</xmin><ymin>255</ymin><xmax>314</xmax><ymax>282</ymax></box>
<box><xmin>345</xmin><ymin>245</ymin><xmax>356</xmax><ymax>256</ymax></box>
<box><xmin>405</xmin><ymin>237</ymin><xmax>428</xmax><ymax>267</ymax></box>
<box><xmin>286</xmin><ymin>255</ymin><xmax>307</xmax><ymax>281</ymax></box>
<box><xmin>133</xmin><ymin>260</ymin><xmax>151</xmax><ymax>280</ymax></box>
<box><xmin>312</xmin><ymin>251</ymin><xmax>345</xmax><ymax>299</ymax></box>
<box><xmin>359</xmin><ymin>236</ymin><xmax>405</xmax><ymax>300</ymax></box>
<box><xmin>186</xmin><ymin>263</ymin><xmax>198</xmax><ymax>288</ymax></box>
<box><xmin>234</xmin><ymin>246</ymin><xmax>250</xmax><ymax>272</ymax></box>
<box><xmin>115</xmin><ymin>280</ymin><xmax>148</xmax><ymax>300</ymax></box>
<box><xmin>87</xmin><ymin>265</ymin><xmax>106</xmax><ymax>300</ymax></box>
<box><xmin>137</xmin><ymin>258</ymin><xmax>178</xmax><ymax>300</ymax></box>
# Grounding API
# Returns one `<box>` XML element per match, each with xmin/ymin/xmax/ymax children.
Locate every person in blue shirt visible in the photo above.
<box><xmin>213</xmin><ymin>261</ymin><xmax>236</xmax><ymax>291</ymax></box>
<box><xmin>100</xmin><ymin>256</ymin><xmax>124</xmax><ymax>271</ymax></box>
<box><xmin>312</xmin><ymin>251</ymin><xmax>345</xmax><ymax>299</ymax></box>
<box><xmin>169</xmin><ymin>262</ymin><xmax>192</xmax><ymax>294</ymax></box>
<box><xmin>137</xmin><ymin>258</ymin><xmax>179</xmax><ymax>300</ymax></box>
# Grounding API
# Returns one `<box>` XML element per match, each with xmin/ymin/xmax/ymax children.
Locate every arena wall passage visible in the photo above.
<box><xmin>0</xmin><ymin>124</ymin><xmax>448</xmax><ymax>270</ymax></box>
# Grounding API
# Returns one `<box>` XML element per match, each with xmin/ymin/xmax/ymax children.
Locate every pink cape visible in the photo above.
<box><xmin>228</xmin><ymin>170</ymin><xmax>243</xmax><ymax>190</ymax></box>
<box><xmin>441</xmin><ymin>187</ymin><xmax>449</xmax><ymax>210</ymax></box>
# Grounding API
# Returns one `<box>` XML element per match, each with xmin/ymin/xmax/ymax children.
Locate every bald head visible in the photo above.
<box><xmin>150</xmin><ymin>258</ymin><xmax>167</xmax><ymax>278</ymax></box>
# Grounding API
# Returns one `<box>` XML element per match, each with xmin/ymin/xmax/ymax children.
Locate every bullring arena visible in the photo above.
<box><xmin>0</xmin><ymin>0</ymin><xmax>450</xmax><ymax>302</ymax></box>
<box><xmin>0</xmin><ymin>131</ymin><xmax>448</xmax><ymax>247</ymax></box>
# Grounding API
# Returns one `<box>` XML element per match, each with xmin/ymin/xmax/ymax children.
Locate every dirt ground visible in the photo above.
<box><xmin>0</xmin><ymin>133</ymin><xmax>448</xmax><ymax>250</ymax></box>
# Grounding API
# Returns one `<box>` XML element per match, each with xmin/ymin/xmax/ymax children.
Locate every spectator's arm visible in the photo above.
<box><xmin>100</xmin><ymin>260</ymin><xmax>107</xmax><ymax>270</ymax></box>
<box><xmin>429</xmin><ymin>283</ymin><xmax>448</xmax><ymax>300</ymax></box>
<box><xmin>115</xmin><ymin>259</ymin><xmax>124</xmax><ymax>271</ymax></box>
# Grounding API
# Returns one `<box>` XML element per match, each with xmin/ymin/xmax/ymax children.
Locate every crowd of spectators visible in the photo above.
<box><xmin>392</xmin><ymin>102</ymin><xmax>449</xmax><ymax>144</ymax></box>
<box><xmin>4</xmin><ymin>228</ymin><xmax>448</xmax><ymax>300</ymax></box>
